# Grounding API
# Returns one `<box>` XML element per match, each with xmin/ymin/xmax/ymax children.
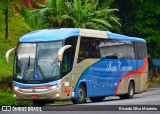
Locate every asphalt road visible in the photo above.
<box><xmin>1</xmin><ymin>86</ymin><xmax>160</xmax><ymax>114</ymax></box>
<box><xmin>42</xmin><ymin>86</ymin><xmax>160</xmax><ymax>111</ymax></box>
<box><xmin>83</xmin><ymin>86</ymin><xmax>160</xmax><ymax>105</ymax></box>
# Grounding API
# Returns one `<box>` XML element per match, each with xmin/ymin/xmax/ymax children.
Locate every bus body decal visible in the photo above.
<box><xmin>115</xmin><ymin>56</ymin><xmax>148</xmax><ymax>95</ymax></box>
<box><xmin>73</xmin><ymin>57</ymin><xmax>148</xmax><ymax>98</ymax></box>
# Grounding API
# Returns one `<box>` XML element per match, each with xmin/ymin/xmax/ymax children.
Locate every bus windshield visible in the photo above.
<box><xmin>14</xmin><ymin>41</ymin><xmax>62</xmax><ymax>83</ymax></box>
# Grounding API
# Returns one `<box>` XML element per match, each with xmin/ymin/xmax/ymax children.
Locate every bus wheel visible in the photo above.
<box><xmin>72</xmin><ymin>84</ymin><xmax>86</xmax><ymax>104</ymax></box>
<box><xmin>119</xmin><ymin>81</ymin><xmax>135</xmax><ymax>99</ymax></box>
<box><xmin>90</xmin><ymin>96</ymin><xmax>104</xmax><ymax>102</ymax></box>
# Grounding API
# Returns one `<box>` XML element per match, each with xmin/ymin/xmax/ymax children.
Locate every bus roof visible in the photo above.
<box><xmin>19</xmin><ymin>28</ymin><xmax>145</xmax><ymax>43</ymax></box>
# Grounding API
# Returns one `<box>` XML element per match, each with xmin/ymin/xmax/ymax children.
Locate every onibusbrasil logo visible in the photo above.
<box><xmin>1</xmin><ymin>106</ymin><xmax>42</xmax><ymax>111</ymax></box>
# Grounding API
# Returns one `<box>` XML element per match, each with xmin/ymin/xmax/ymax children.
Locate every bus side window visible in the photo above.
<box><xmin>99</xmin><ymin>40</ymin><xmax>118</xmax><ymax>59</ymax></box>
<box><xmin>78</xmin><ymin>37</ymin><xmax>101</xmax><ymax>63</ymax></box>
<box><xmin>126</xmin><ymin>42</ymin><xmax>135</xmax><ymax>60</ymax></box>
<box><xmin>62</xmin><ymin>37</ymin><xmax>77</xmax><ymax>77</ymax></box>
<box><xmin>62</xmin><ymin>50</ymin><xmax>70</xmax><ymax>76</ymax></box>
<box><xmin>135</xmin><ymin>42</ymin><xmax>147</xmax><ymax>60</ymax></box>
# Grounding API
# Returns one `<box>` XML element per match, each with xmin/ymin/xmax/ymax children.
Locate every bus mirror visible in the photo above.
<box><xmin>58</xmin><ymin>45</ymin><xmax>72</xmax><ymax>61</ymax></box>
<box><xmin>5</xmin><ymin>47</ymin><xmax>16</xmax><ymax>64</ymax></box>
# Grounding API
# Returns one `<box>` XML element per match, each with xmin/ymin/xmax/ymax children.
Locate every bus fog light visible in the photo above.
<box><xmin>14</xmin><ymin>94</ymin><xmax>16</xmax><ymax>97</ymax></box>
<box><xmin>14</xmin><ymin>86</ymin><xmax>19</xmax><ymax>91</ymax></box>
<box><xmin>56</xmin><ymin>94</ymin><xmax>59</xmax><ymax>97</ymax></box>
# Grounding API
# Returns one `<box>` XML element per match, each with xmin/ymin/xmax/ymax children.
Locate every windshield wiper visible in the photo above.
<box><xmin>23</xmin><ymin>55</ymin><xmax>30</xmax><ymax>80</ymax></box>
<box><xmin>36</xmin><ymin>65</ymin><xmax>46</xmax><ymax>79</ymax></box>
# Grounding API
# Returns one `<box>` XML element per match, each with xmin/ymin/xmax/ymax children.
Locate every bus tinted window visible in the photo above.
<box><xmin>62</xmin><ymin>37</ymin><xmax>77</xmax><ymax>76</ymax></box>
<box><xmin>99</xmin><ymin>40</ymin><xmax>118</xmax><ymax>59</ymax></box>
<box><xmin>78</xmin><ymin>37</ymin><xmax>100</xmax><ymax>63</ymax></box>
<box><xmin>135</xmin><ymin>42</ymin><xmax>147</xmax><ymax>60</ymax></box>
<box><xmin>99</xmin><ymin>40</ymin><xmax>135</xmax><ymax>60</ymax></box>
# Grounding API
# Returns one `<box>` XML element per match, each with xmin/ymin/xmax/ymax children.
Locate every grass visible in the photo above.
<box><xmin>0</xmin><ymin>90</ymin><xmax>32</xmax><ymax>106</ymax></box>
<box><xmin>0</xmin><ymin>89</ymin><xmax>72</xmax><ymax>106</ymax></box>
<box><xmin>148</xmin><ymin>76</ymin><xmax>160</xmax><ymax>87</ymax></box>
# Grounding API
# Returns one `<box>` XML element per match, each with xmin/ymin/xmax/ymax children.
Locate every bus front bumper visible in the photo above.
<box><xmin>13</xmin><ymin>86</ymin><xmax>63</xmax><ymax>100</ymax></box>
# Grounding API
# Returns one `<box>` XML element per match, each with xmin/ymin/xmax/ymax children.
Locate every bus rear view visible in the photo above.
<box><xmin>6</xmin><ymin>28</ymin><xmax>148</xmax><ymax>106</ymax></box>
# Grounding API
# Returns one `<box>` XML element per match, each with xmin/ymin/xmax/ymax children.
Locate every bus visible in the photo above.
<box><xmin>6</xmin><ymin>28</ymin><xmax>148</xmax><ymax>106</ymax></box>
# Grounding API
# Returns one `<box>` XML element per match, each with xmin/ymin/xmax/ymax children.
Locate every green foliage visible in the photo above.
<box><xmin>27</xmin><ymin>0</ymin><xmax>120</xmax><ymax>30</ymax></box>
<box><xmin>0</xmin><ymin>10</ymin><xmax>4</xmax><ymax>31</ymax></box>
<box><xmin>0</xmin><ymin>0</ymin><xmax>18</xmax><ymax>39</ymax></box>
<box><xmin>0</xmin><ymin>0</ymin><xmax>16</xmax><ymax>10</ymax></box>
<box><xmin>18</xmin><ymin>6</ymin><xmax>46</xmax><ymax>30</ymax></box>
<box><xmin>0</xmin><ymin>90</ymin><xmax>32</xmax><ymax>106</ymax></box>
<box><xmin>148</xmin><ymin>76</ymin><xmax>160</xmax><ymax>87</ymax></box>
<box><xmin>134</xmin><ymin>0</ymin><xmax>160</xmax><ymax>58</ymax></box>
<box><xmin>0</xmin><ymin>13</ymin><xmax>32</xmax><ymax>80</ymax></box>
<box><xmin>112</xmin><ymin>0</ymin><xmax>160</xmax><ymax>58</ymax></box>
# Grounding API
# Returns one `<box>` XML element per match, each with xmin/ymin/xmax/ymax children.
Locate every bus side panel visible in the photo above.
<box><xmin>115</xmin><ymin>57</ymin><xmax>148</xmax><ymax>95</ymax></box>
<box><xmin>115</xmin><ymin>74</ymin><xmax>141</xmax><ymax>95</ymax></box>
<box><xmin>72</xmin><ymin>59</ymin><xmax>100</xmax><ymax>99</ymax></box>
<box><xmin>140</xmin><ymin>64</ymin><xmax>148</xmax><ymax>92</ymax></box>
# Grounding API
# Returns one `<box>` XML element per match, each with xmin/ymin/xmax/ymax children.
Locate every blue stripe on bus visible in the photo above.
<box><xmin>19</xmin><ymin>28</ymin><xmax>145</xmax><ymax>43</ymax></box>
<box><xmin>14</xmin><ymin>80</ymin><xmax>58</xmax><ymax>88</ymax></box>
<box><xmin>72</xmin><ymin>58</ymin><xmax>145</xmax><ymax>99</ymax></box>
<box><xmin>19</xmin><ymin>28</ymin><xmax>80</xmax><ymax>42</ymax></box>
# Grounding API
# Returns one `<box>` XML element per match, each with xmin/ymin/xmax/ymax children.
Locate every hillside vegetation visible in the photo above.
<box><xmin>0</xmin><ymin>13</ymin><xmax>31</xmax><ymax>80</ymax></box>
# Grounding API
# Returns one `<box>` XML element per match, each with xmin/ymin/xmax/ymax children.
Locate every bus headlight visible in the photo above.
<box><xmin>14</xmin><ymin>94</ymin><xmax>16</xmax><ymax>98</ymax></box>
<box><xmin>56</xmin><ymin>94</ymin><xmax>59</xmax><ymax>97</ymax></box>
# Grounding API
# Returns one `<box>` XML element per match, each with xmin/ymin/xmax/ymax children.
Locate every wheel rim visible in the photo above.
<box><xmin>78</xmin><ymin>88</ymin><xmax>84</xmax><ymax>101</ymax></box>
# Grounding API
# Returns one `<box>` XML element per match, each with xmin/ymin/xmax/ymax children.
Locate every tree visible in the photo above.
<box><xmin>0</xmin><ymin>0</ymin><xmax>17</xmax><ymax>39</ymax></box>
<box><xmin>65</xmin><ymin>0</ymin><xmax>121</xmax><ymax>30</ymax></box>
<box><xmin>134</xmin><ymin>0</ymin><xmax>160</xmax><ymax>58</ymax></box>
<box><xmin>112</xmin><ymin>0</ymin><xmax>160</xmax><ymax>58</ymax></box>
<box><xmin>29</xmin><ymin>0</ymin><xmax>121</xmax><ymax>30</ymax></box>
<box><xmin>31</xmin><ymin>0</ymin><xmax>69</xmax><ymax>28</ymax></box>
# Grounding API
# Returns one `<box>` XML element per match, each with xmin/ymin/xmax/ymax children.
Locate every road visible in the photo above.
<box><xmin>42</xmin><ymin>86</ymin><xmax>160</xmax><ymax>111</ymax></box>
<box><xmin>83</xmin><ymin>86</ymin><xmax>160</xmax><ymax>105</ymax></box>
<box><xmin>1</xmin><ymin>86</ymin><xmax>160</xmax><ymax>114</ymax></box>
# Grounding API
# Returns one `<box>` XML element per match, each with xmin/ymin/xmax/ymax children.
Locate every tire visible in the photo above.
<box><xmin>90</xmin><ymin>96</ymin><xmax>104</xmax><ymax>102</ymax></box>
<box><xmin>72</xmin><ymin>84</ymin><xmax>86</xmax><ymax>104</ymax></box>
<box><xmin>119</xmin><ymin>81</ymin><xmax>135</xmax><ymax>99</ymax></box>
<box><xmin>32</xmin><ymin>100</ymin><xmax>54</xmax><ymax>107</ymax></box>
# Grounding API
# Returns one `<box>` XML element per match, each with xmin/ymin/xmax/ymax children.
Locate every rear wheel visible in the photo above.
<box><xmin>90</xmin><ymin>96</ymin><xmax>105</xmax><ymax>102</ymax></box>
<box><xmin>119</xmin><ymin>81</ymin><xmax>135</xmax><ymax>99</ymax></box>
<box><xmin>72</xmin><ymin>84</ymin><xmax>86</xmax><ymax>104</ymax></box>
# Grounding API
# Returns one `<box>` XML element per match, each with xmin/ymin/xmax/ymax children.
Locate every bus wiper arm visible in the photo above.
<box><xmin>28</xmin><ymin>55</ymin><xmax>30</xmax><ymax>68</ymax></box>
<box><xmin>37</xmin><ymin>65</ymin><xmax>46</xmax><ymax>79</ymax></box>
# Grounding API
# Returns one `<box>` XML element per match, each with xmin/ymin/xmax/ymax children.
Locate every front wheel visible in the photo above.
<box><xmin>72</xmin><ymin>84</ymin><xmax>86</xmax><ymax>104</ymax></box>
